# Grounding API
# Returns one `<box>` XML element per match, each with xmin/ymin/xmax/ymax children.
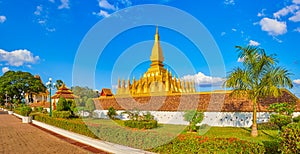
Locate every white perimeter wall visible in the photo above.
<box><xmin>93</xmin><ymin>110</ymin><xmax>300</xmax><ymax>127</ymax></box>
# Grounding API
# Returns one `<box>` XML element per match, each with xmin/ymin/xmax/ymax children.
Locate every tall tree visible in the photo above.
<box><xmin>0</xmin><ymin>71</ymin><xmax>46</xmax><ymax>104</ymax></box>
<box><xmin>224</xmin><ymin>46</ymin><xmax>293</xmax><ymax>137</ymax></box>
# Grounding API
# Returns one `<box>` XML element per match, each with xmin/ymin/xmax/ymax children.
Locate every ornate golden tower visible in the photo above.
<box><xmin>116</xmin><ymin>26</ymin><xmax>196</xmax><ymax>96</ymax></box>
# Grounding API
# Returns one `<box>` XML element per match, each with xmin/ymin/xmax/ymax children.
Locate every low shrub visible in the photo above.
<box><xmin>34</xmin><ymin>114</ymin><xmax>97</xmax><ymax>138</ymax></box>
<box><xmin>124</xmin><ymin>120</ymin><xmax>158</xmax><ymax>129</ymax></box>
<box><xmin>52</xmin><ymin>110</ymin><xmax>72</xmax><ymax>118</ymax></box>
<box><xmin>151</xmin><ymin>134</ymin><xmax>266</xmax><ymax>153</ymax></box>
<box><xmin>293</xmin><ymin>115</ymin><xmax>300</xmax><ymax>123</ymax></box>
<box><xmin>36</xmin><ymin>106</ymin><xmax>43</xmax><ymax>112</ymax></box>
<box><xmin>279</xmin><ymin>122</ymin><xmax>300</xmax><ymax>153</ymax></box>
<box><xmin>19</xmin><ymin>106</ymin><xmax>32</xmax><ymax>116</ymax></box>
<box><xmin>257</xmin><ymin>122</ymin><xmax>279</xmax><ymax>130</ymax></box>
<box><xmin>270</xmin><ymin>114</ymin><xmax>292</xmax><ymax>129</ymax></box>
<box><xmin>262</xmin><ymin>140</ymin><xmax>280</xmax><ymax>154</ymax></box>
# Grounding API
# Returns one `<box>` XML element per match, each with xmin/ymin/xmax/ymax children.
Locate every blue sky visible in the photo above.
<box><xmin>0</xmin><ymin>0</ymin><xmax>300</xmax><ymax>97</ymax></box>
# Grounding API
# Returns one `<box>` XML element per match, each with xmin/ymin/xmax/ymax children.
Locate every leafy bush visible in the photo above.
<box><xmin>183</xmin><ymin>110</ymin><xmax>204</xmax><ymax>132</ymax></box>
<box><xmin>57</xmin><ymin>97</ymin><xmax>70</xmax><ymax>111</ymax></box>
<box><xmin>293</xmin><ymin>115</ymin><xmax>300</xmax><ymax>123</ymax></box>
<box><xmin>36</xmin><ymin>106</ymin><xmax>43</xmax><ymax>112</ymax></box>
<box><xmin>15</xmin><ymin>105</ymin><xmax>32</xmax><ymax>117</ymax></box>
<box><xmin>34</xmin><ymin>114</ymin><xmax>97</xmax><ymax>138</ymax></box>
<box><xmin>262</xmin><ymin>140</ymin><xmax>280</xmax><ymax>154</ymax></box>
<box><xmin>107</xmin><ymin>106</ymin><xmax>117</xmax><ymax>119</ymax></box>
<box><xmin>151</xmin><ymin>134</ymin><xmax>266</xmax><ymax>153</ymax></box>
<box><xmin>52</xmin><ymin>110</ymin><xmax>72</xmax><ymax>118</ymax></box>
<box><xmin>257</xmin><ymin>122</ymin><xmax>279</xmax><ymax>130</ymax></box>
<box><xmin>270</xmin><ymin>114</ymin><xmax>292</xmax><ymax>130</ymax></box>
<box><xmin>124</xmin><ymin>120</ymin><xmax>158</xmax><ymax>129</ymax></box>
<box><xmin>268</xmin><ymin>102</ymin><xmax>295</xmax><ymax>116</ymax></box>
<box><xmin>279</xmin><ymin>122</ymin><xmax>300</xmax><ymax>153</ymax></box>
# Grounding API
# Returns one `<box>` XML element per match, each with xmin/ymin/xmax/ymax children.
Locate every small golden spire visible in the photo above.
<box><xmin>155</xmin><ymin>25</ymin><xmax>159</xmax><ymax>42</ymax></box>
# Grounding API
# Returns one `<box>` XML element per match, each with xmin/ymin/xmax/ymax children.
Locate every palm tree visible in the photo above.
<box><xmin>224</xmin><ymin>46</ymin><xmax>293</xmax><ymax>137</ymax></box>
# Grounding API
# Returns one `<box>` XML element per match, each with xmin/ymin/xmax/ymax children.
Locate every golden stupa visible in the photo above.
<box><xmin>116</xmin><ymin>26</ymin><xmax>196</xmax><ymax>96</ymax></box>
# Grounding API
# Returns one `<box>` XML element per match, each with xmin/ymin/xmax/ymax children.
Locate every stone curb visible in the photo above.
<box><xmin>10</xmin><ymin>112</ymin><xmax>154</xmax><ymax>154</ymax></box>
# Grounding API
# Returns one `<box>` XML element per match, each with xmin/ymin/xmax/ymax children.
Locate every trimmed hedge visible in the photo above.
<box><xmin>34</xmin><ymin>114</ymin><xmax>97</xmax><ymax>138</ymax></box>
<box><xmin>52</xmin><ymin>110</ymin><xmax>72</xmax><ymax>118</ymax></box>
<box><xmin>124</xmin><ymin>120</ymin><xmax>158</xmax><ymax>129</ymax></box>
<box><xmin>257</xmin><ymin>122</ymin><xmax>279</xmax><ymax>130</ymax></box>
<box><xmin>151</xmin><ymin>134</ymin><xmax>266</xmax><ymax>153</ymax></box>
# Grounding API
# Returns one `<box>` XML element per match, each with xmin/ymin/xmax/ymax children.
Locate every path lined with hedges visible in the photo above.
<box><xmin>0</xmin><ymin>111</ymin><xmax>102</xmax><ymax>154</ymax></box>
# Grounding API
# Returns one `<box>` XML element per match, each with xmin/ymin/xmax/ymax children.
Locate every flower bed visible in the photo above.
<box><xmin>151</xmin><ymin>134</ymin><xmax>266</xmax><ymax>153</ymax></box>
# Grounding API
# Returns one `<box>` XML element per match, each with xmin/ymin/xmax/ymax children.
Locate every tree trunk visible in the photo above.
<box><xmin>251</xmin><ymin>98</ymin><xmax>258</xmax><ymax>137</ymax></box>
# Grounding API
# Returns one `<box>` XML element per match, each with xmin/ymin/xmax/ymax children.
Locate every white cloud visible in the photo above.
<box><xmin>294</xmin><ymin>27</ymin><xmax>300</xmax><ymax>32</ymax></box>
<box><xmin>224</xmin><ymin>0</ymin><xmax>235</xmax><ymax>5</ymax></box>
<box><xmin>237</xmin><ymin>57</ymin><xmax>245</xmax><ymax>62</ymax></box>
<box><xmin>34</xmin><ymin>5</ymin><xmax>43</xmax><ymax>16</ymax></box>
<box><xmin>0</xmin><ymin>49</ymin><xmax>40</xmax><ymax>67</ymax></box>
<box><xmin>259</xmin><ymin>17</ymin><xmax>287</xmax><ymax>36</ymax></box>
<box><xmin>46</xmin><ymin>27</ymin><xmax>56</xmax><ymax>32</ymax></box>
<box><xmin>273</xmin><ymin>4</ymin><xmax>299</xmax><ymax>19</ymax></box>
<box><xmin>221</xmin><ymin>32</ymin><xmax>226</xmax><ymax>36</ymax></box>
<box><xmin>293</xmin><ymin>0</ymin><xmax>300</xmax><ymax>4</ymax></box>
<box><xmin>257</xmin><ymin>9</ymin><xmax>266</xmax><ymax>17</ymax></box>
<box><xmin>0</xmin><ymin>15</ymin><xmax>6</xmax><ymax>23</ymax></box>
<box><xmin>2</xmin><ymin>67</ymin><xmax>9</xmax><ymax>73</ymax></box>
<box><xmin>182</xmin><ymin>72</ymin><xmax>225</xmax><ymax>87</ymax></box>
<box><xmin>49</xmin><ymin>0</ymin><xmax>55</xmax><ymax>3</ymax></box>
<box><xmin>289</xmin><ymin>10</ymin><xmax>300</xmax><ymax>22</ymax></box>
<box><xmin>58</xmin><ymin>0</ymin><xmax>70</xmax><ymax>9</ymax></box>
<box><xmin>93</xmin><ymin>10</ymin><xmax>110</xmax><ymax>18</ymax></box>
<box><xmin>293</xmin><ymin>79</ymin><xmax>300</xmax><ymax>85</ymax></box>
<box><xmin>99</xmin><ymin>0</ymin><xmax>116</xmax><ymax>10</ymax></box>
<box><xmin>232</xmin><ymin>28</ymin><xmax>237</xmax><ymax>32</ymax></box>
<box><xmin>248</xmin><ymin>40</ymin><xmax>260</xmax><ymax>46</ymax></box>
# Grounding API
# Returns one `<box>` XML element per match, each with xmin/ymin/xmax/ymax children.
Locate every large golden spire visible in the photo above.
<box><xmin>150</xmin><ymin>26</ymin><xmax>164</xmax><ymax>69</ymax></box>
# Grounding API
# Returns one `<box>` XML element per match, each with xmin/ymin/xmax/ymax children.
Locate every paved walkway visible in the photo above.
<box><xmin>0</xmin><ymin>110</ymin><xmax>106</xmax><ymax>154</ymax></box>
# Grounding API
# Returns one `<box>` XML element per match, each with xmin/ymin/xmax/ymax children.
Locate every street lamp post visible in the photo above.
<box><xmin>46</xmin><ymin>78</ymin><xmax>55</xmax><ymax>117</ymax></box>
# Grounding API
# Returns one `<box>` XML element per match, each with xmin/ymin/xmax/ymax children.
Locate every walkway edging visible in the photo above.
<box><xmin>30</xmin><ymin>119</ymin><xmax>154</xmax><ymax>154</ymax></box>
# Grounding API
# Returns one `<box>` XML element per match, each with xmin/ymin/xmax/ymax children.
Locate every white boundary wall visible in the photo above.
<box><xmin>94</xmin><ymin>110</ymin><xmax>300</xmax><ymax>127</ymax></box>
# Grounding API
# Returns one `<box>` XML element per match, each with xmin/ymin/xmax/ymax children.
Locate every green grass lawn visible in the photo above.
<box><xmin>83</xmin><ymin>118</ymin><xmax>277</xmax><ymax>143</ymax></box>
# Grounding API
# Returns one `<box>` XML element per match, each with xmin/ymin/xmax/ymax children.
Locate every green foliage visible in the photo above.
<box><xmin>262</xmin><ymin>140</ymin><xmax>280</xmax><ymax>154</ymax></box>
<box><xmin>71</xmin><ymin>86</ymin><xmax>98</xmax><ymax>107</ymax></box>
<box><xmin>257</xmin><ymin>122</ymin><xmax>279</xmax><ymax>130</ymax></box>
<box><xmin>107</xmin><ymin>106</ymin><xmax>117</xmax><ymax>119</ymax></box>
<box><xmin>36</xmin><ymin>106</ymin><xmax>43</xmax><ymax>112</ymax></box>
<box><xmin>143</xmin><ymin>111</ymin><xmax>154</xmax><ymax>121</ymax></box>
<box><xmin>124</xmin><ymin>120</ymin><xmax>158</xmax><ymax>129</ymax></box>
<box><xmin>293</xmin><ymin>115</ymin><xmax>300</xmax><ymax>123</ymax></box>
<box><xmin>183</xmin><ymin>110</ymin><xmax>204</xmax><ymax>132</ymax></box>
<box><xmin>55</xmin><ymin>80</ymin><xmax>64</xmax><ymax>90</ymax></box>
<box><xmin>268</xmin><ymin>102</ymin><xmax>295</xmax><ymax>116</ymax></box>
<box><xmin>34</xmin><ymin>114</ymin><xmax>96</xmax><ymax>138</ymax></box>
<box><xmin>279</xmin><ymin>122</ymin><xmax>300</xmax><ymax>153</ymax></box>
<box><xmin>85</xmin><ymin>98</ymin><xmax>95</xmax><ymax>112</ymax></box>
<box><xmin>0</xmin><ymin>71</ymin><xmax>46</xmax><ymax>104</ymax></box>
<box><xmin>56</xmin><ymin>97</ymin><xmax>69</xmax><ymax>111</ymax></box>
<box><xmin>224</xmin><ymin>46</ymin><xmax>293</xmax><ymax>136</ymax></box>
<box><xmin>52</xmin><ymin>110</ymin><xmax>72</xmax><ymax>118</ymax></box>
<box><xmin>19</xmin><ymin>105</ymin><xmax>32</xmax><ymax>116</ymax></box>
<box><xmin>270</xmin><ymin>114</ymin><xmax>292</xmax><ymax>130</ymax></box>
<box><xmin>152</xmin><ymin>134</ymin><xmax>266</xmax><ymax>153</ymax></box>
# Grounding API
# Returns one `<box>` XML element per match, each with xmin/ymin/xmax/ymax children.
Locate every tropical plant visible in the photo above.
<box><xmin>268</xmin><ymin>102</ymin><xmax>295</xmax><ymax>130</ymax></box>
<box><xmin>183</xmin><ymin>110</ymin><xmax>204</xmax><ymax>132</ymax></box>
<box><xmin>224</xmin><ymin>46</ymin><xmax>293</xmax><ymax>137</ymax></box>
<box><xmin>107</xmin><ymin>106</ymin><xmax>117</xmax><ymax>119</ymax></box>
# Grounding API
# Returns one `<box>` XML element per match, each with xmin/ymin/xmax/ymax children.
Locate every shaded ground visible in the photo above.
<box><xmin>0</xmin><ymin>111</ymin><xmax>108</xmax><ymax>154</ymax></box>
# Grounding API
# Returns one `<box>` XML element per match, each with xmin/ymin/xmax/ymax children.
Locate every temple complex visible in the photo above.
<box><xmin>51</xmin><ymin>84</ymin><xmax>79</xmax><ymax>109</ymax></box>
<box><xmin>116</xmin><ymin>26</ymin><xmax>196</xmax><ymax>96</ymax></box>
